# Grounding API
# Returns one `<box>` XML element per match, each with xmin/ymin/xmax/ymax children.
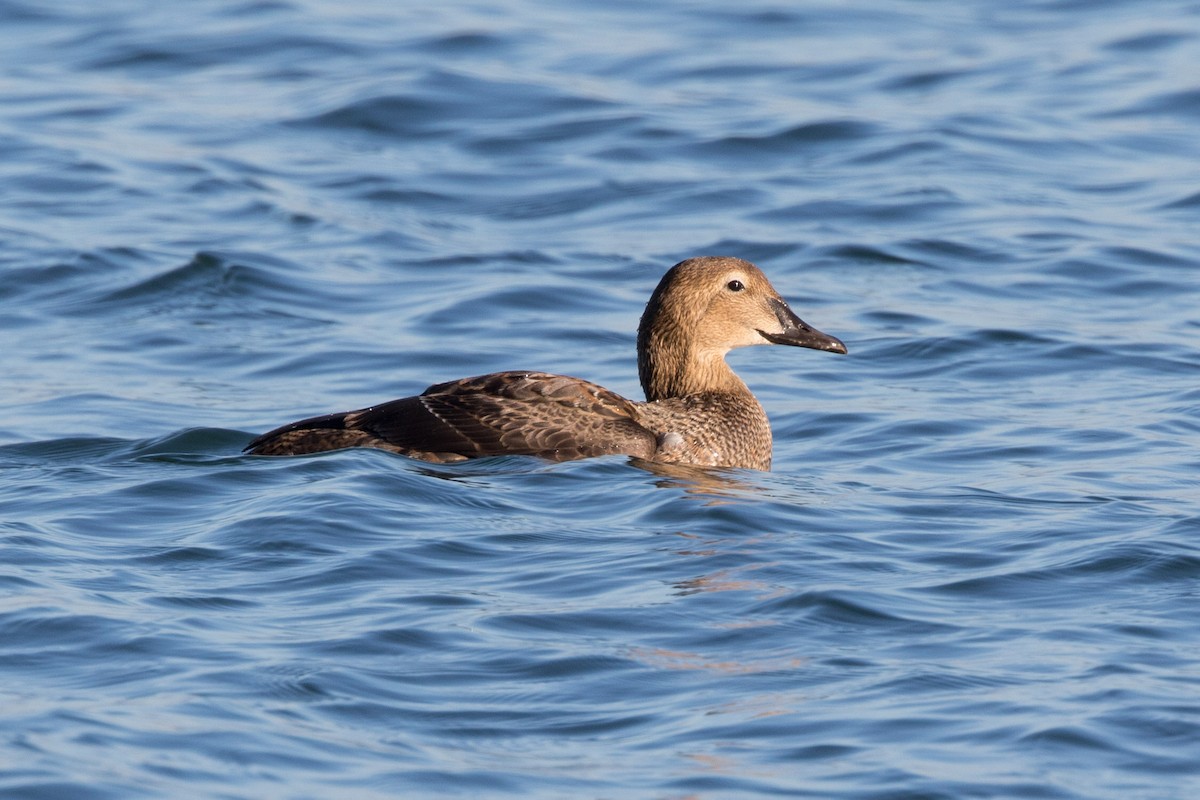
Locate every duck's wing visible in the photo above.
<box><xmin>244</xmin><ymin>371</ymin><xmax>658</xmax><ymax>463</ymax></box>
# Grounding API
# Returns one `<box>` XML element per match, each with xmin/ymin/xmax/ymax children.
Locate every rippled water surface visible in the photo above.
<box><xmin>3</xmin><ymin>1</ymin><xmax>1200</xmax><ymax>797</ymax></box>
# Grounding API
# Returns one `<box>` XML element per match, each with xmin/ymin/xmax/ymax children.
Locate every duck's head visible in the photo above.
<box><xmin>638</xmin><ymin>256</ymin><xmax>846</xmax><ymax>399</ymax></box>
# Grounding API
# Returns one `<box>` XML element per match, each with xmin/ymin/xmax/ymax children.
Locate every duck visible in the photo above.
<box><xmin>244</xmin><ymin>256</ymin><xmax>847</xmax><ymax>470</ymax></box>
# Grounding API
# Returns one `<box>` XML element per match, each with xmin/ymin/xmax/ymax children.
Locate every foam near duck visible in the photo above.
<box><xmin>244</xmin><ymin>256</ymin><xmax>846</xmax><ymax>470</ymax></box>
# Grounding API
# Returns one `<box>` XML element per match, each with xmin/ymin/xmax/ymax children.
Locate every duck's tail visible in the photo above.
<box><xmin>243</xmin><ymin>411</ymin><xmax>378</xmax><ymax>456</ymax></box>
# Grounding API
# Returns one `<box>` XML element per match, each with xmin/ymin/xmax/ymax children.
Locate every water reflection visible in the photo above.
<box><xmin>633</xmin><ymin>458</ymin><xmax>761</xmax><ymax>502</ymax></box>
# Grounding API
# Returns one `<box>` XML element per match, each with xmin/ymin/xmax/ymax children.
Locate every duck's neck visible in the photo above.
<box><xmin>638</xmin><ymin>330</ymin><xmax>751</xmax><ymax>401</ymax></box>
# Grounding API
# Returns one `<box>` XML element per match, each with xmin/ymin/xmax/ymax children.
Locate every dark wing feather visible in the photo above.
<box><xmin>354</xmin><ymin>371</ymin><xmax>656</xmax><ymax>461</ymax></box>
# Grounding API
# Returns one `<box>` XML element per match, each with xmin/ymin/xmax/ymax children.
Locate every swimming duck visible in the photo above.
<box><xmin>244</xmin><ymin>256</ymin><xmax>846</xmax><ymax>470</ymax></box>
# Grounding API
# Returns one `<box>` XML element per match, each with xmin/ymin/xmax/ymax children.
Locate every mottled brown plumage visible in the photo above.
<box><xmin>245</xmin><ymin>256</ymin><xmax>847</xmax><ymax>470</ymax></box>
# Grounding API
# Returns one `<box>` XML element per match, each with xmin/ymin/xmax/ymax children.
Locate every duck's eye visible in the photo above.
<box><xmin>726</xmin><ymin>279</ymin><xmax>745</xmax><ymax>292</ymax></box>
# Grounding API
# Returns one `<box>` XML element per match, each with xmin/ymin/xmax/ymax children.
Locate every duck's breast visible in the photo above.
<box><xmin>635</xmin><ymin>393</ymin><xmax>773</xmax><ymax>470</ymax></box>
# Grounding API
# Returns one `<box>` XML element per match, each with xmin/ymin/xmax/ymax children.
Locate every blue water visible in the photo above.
<box><xmin>2</xmin><ymin>0</ymin><xmax>1199</xmax><ymax>797</ymax></box>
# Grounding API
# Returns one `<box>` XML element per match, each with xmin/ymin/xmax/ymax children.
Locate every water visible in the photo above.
<box><xmin>2</xmin><ymin>0</ymin><xmax>1199</xmax><ymax>797</ymax></box>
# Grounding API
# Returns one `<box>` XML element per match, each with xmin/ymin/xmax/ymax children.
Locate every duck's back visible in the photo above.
<box><xmin>244</xmin><ymin>371</ymin><xmax>659</xmax><ymax>463</ymax></box>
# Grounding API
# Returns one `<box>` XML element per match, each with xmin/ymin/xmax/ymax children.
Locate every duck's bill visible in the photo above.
<box><xmin>759</xmin><ymin>298</ymin><xmax>848</xmax><ymax>354</ymax></box>
<box><xmin>760</xmin><ymin>324</ymin><xmax>847</xmax><ymax>353</ymax></box>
